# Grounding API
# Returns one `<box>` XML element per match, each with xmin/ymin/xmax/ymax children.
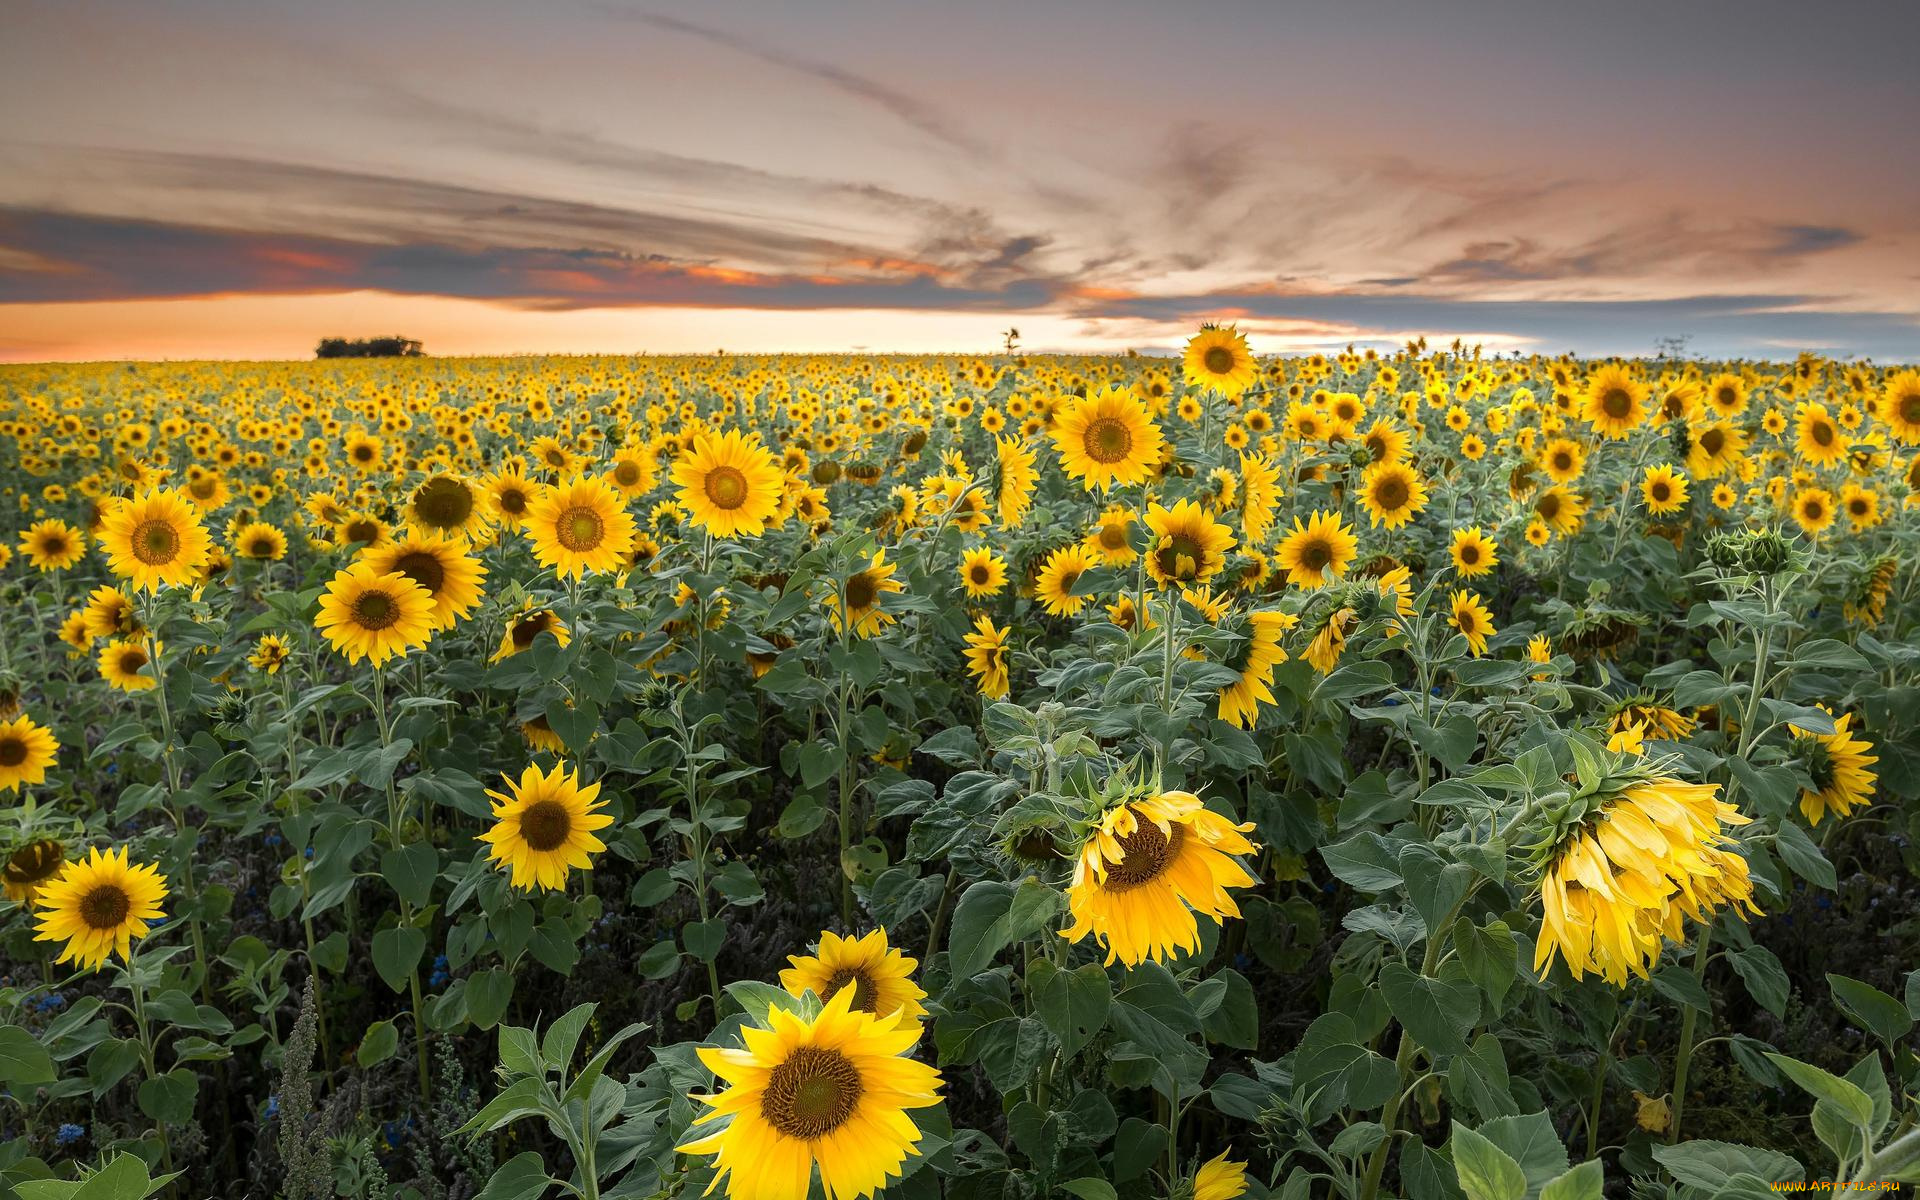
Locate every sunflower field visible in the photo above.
<box><xmin>3</xmin><ymin>332</ymin><xmax>1920</xmax><ymax>1200</ymax></box>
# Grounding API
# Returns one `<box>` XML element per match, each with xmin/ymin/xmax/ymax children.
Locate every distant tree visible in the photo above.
<box><xmin>1654</xmin><ymin>335</ymin><xmax>1693</xmax><ymax>360</ymax></box>
<box><xmin>1002</xmin><ymin>327</ymin><xmax>1020</xmax><ymax>354</ymax></box>
<box><xmin>316</xmin><ymin>336</ymin><xmax>424</xmax><ymax>359</ymax></box>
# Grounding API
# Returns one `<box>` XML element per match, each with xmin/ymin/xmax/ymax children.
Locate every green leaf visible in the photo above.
<box><xmin>1538</xmin><ymin>1161</ymin><xmax>1603</xmax><ymax>1200</ymax></box>
<box><xmin>357</xmin><ymin>1020</ymin><xmax>399</xmax><ymax>1067</ymax></box>
<box><xmin>1400</xmin><ymin>844</ymin><xmax>1470</xmax><ymax>940</ymax></box>
<box><xmin>1765</xmin><ymin>1052</ymin><xmax>1874</xmax><ymax>1130</ymax></box>
<box><xmin>1058</xmin><ymin>1182</ymin><xmax>1118</xmax><ymax>1200</ymax></box>
<box><xmin>1652</xmin><ymin>965</ymin><xmax>1713</xmax><ymax>1013</ymax></box>
<box><xmin>0</xmin><ymin>1026</ymin><xmax>56</xmax><ymax>1085</ymax></box>
<box><xmin>1773</xmin><ymin>821</ymin><xmax>1837</xmax><ymax>889</ymax></box>
<box><xmin>1454</xmin><ymin>919</ymin><xmax>1519</xmax><ymax>1013</ymax></box>
<box><xmin>473</xmin><ymin>1152</ymin><xmax>558</xmax><ymax>1200</ymax></box>
<box><xmin>136</xmin><ymin>1068</ymin><xmax>199</xmax><ymax>1125</ymax></box>
<box><xmin>1728</xmin><ymin>945</ymin><xmax>1789</xmax><ymax>1017</ymax></box>
<box><xmin>1827</xmin><ymin>974</ymin><xmax>1913</xmax><ymax>1048</ymax></box>
<box><xmin>466</xmin><ymin>968</ymin><xmax>515</xmax><ymax>1030</ymax></box>
<box><xmin>1450</xmin><ymin>1123</ymin><xmax>1528</xmax><ymax>1200</ymax></box>
<box><xmin>540</xmin><ymin>1003</ymin><xmax>597</xmax><ymax>1070</ymax></box>
<box><xmin>372</xmin><ymin>925</ymin><xmax>427</xmax><ymax>993</ymax></box>
<box><xmin>498</xmin><ymin>1024</ymin><xmax>541</xmax><ymax>1077</ymax></box>
<box><xmin>1030</xmin><ymin>960</ymin><xmax>1111</xmax><ymax>1061</ymax></box>
<box><xmin>948</xmin><ymin>880</ymin><xmax>1018</xmax><ymax>980</ymax></box>
<box><xmin>1651</xmin><ymin>1141</ymin><xmax>1805</xmax><ymax>1188</ymax></box>
<box><xmin>1380</xmin><ymin>961</ymin><xmax>1480</xmax><ymax>1056</ymax></box>
<box><xmin>1321</xmin><ymin>833</ymin><xmax>1404</xmax><ymax>892</ymax></box>
<box><xmin>380</xmin><ymin>843</ymin><xmax>439</xmax><ymax>909</ymax></box>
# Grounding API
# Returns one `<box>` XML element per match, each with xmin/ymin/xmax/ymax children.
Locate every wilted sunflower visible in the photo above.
<box><xmin>672</xmin><ymin>428</ymin><xmax>785</xmax><ymax>538</ymax></box>
<box><xmin>1144</xmin><ymin>500</ymin><xmax>1235</xmax><ymax>588</ymax></box>
<box><xmin>98</xmin><ymin>638</ymin><xmax>158</xmax><ymax>692</ymax></box>
<box><xmin>1238</xmin><ymin>452</ymin><xmax>1284</xmax><ymax>546</ymax></box>
<box><xmin>1843</xmin><ymin>556</ymin><xmax>1897</xmax><ymax>626</ymax></box>
<box><xmin>362</xmin><ymin>532</ymin><xmax>487</xmax><ymax>631</ymax></box>
<box><xmin>1035</xmin><ymin>544</ymin><xmax>1098</xmax><ymax>617</ymax></box>
<box><xmin>824</xmin><ymin>551</ymin><xmax>904</xmax><ymax>639</ymax></box>
<box><xmin>679</xmin><ymin>985</ymin><xmax>943</xmax><ymax>1200</ymax></box>
<box><xmin>779</xmin><ymin>927</ymin><xmax>927</xmax><ymax>1021</ymax></box>
<box><xmin>20</xmin><ymin>519</ymin><xmax>87</xmax><ymax>571</ymax></box>
<box><xmin>0</xmin><ymin>714</ymin><xmax>59</xmax><ymax>792</ymax></box>
<box><xmin>32</xmin><ymin>845</ymin><xmax>169</xmax><ymax>970</ymax></box>
<box><xmin>1274</xmin><ymin>510</ymin><xmax>1358</xmax><ymax>589</ymax></box>
<box><xmin>1063</xmin><ymin>790</ymin><xmax>1259</xmax><ymax>966</ymax></box>
<box><xmin>3</xmin><ymin>838</ymin><xmax>67</xmax><ymax>906</ymax></box>
<box><xmin>313</xmin><ymin>562</ymin><xmax>435</xmax><ymax>666</ymax></box>
<box><xmin>1216</xmin><ymin>610</ymin><xmax>1296</xmax><ymax>729</ymax></box>
<box><xmin>1449</xmin><ymin>526</ymin><xmax>1498</xmax><ymax>578</ymax></box>
<box><xmin>963</xmin><ymin>614</ymin><xmax>1011</xmax><ymax>699</ymax></box>
<box><xmin>1182</xmin><ymin>325</ymin><xmax>1257</xmax><ymax>398</ymax></box>
<box><xmin>491</xmin><ymin>605</ymin><xmax>572</xmax><ymax>663</ymax></box>
<box><xmin>1051</xmin><ymin>385</ymin><xmax>1165</xmax><ymax>491</ymax></box>
<box><xmin>526</xmin><ymin>475</ymin><xmax>636</xmax><ymax>579</ymax></box>
<box><xmin>995</xmin><ymin>434</ymin><xmax>1039</xmax><ymax>528</ymax></box>
<box><xmin>98</xmin><ymin>489</ymin><xmax>211</xmax><ymax>590</ymax></box>
<box><xmin>479</xmin><ymin>761</ymin><xmax>613</xmax><ymax>892</ymax></box>
<box><xmin>957</xmin><ymin>547</ymin><xmax>1007</xmax><ymax>598</ymax></box>
<box><xmin>1357</xmin><ymin>460</ymin><xmax>1428</xmax><ymax>529</ymax></box>
<box><xmin>248</xmin><ymin>633</ymin><xmax>291</xmax><ymax>674</ymax></box>
<box><xmin>1448</xmin><ymin>589</ymin><xmax>1496</xmax><ymax>656</ymax></box>
<box><xmin>1606</xmin><ymin>699</ymin><xmax>1694</xmax><ymax>743</ymax></box>
<box><xmin>1790</xmin><ymin>710</ymin><xmax>1878</xmax><ymax>826</ymax></box>
<box><xmin>1581</xmin><ymin>363</ymin><xmax>1649</xmax><ymax>440</ymax></box>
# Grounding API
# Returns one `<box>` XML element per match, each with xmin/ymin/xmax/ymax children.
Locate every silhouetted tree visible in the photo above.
<box><xmin>316</xmin><ymin>336</ymin><xmax>424</xmax><ymax>358</ymax></box>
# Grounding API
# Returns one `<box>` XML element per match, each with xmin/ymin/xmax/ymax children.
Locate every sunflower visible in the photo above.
<box><xmin>1843</xmin><ymin>556</ymin><xmax>1897</xmax><ymax>626</ymax></box>
<box><xmin>81</xmin><ymin>585</ymin><xmax>142</xmax><ymax>641</ymax></box>
<box><xmin>525</xmin><ymin>475</ymin><xmax>636</xmax><ymax>579</ymax></box>
<box><xmin>1685</xmin><ymin>421</ymin><xmax>1746</xmax><ymax>479</ymax></box>
<box><xmin>1607</xmin><ymin>699</ymin><xmax>1694</xmax><ymax>742</ymax></box>
<box><xmin>4</xmin><ymin>839</ymin><xmax>67</xmax><ymax>906</ymax></box>
<box><xmin>672</xmin><ymin>428</ymin><xmax>785</xmax><ymax>538</ymax></box>
<box><xmin>32</xmin><ymin>845</ymin><xmax>169</xmax><ymax>970</ymax></box>
<box><xmin>1361</xmin><ymin>418</ymin><xmax>1409</xmax><ymax>464</ymax></box>
<box><xmin>1144</xmin><ymin>500</ymin><xmax>1235</xmax><ymax>588</ymax></box>
<box><xmin>1705</xmin><ymin>373</ymin><xmax>1748</xmax><ymax>418</ymax></box>
<box><xmin>1216</xmin><ymin>610</ymin><xmax>1296</xmax><ymax>729</ymax></box>
<box><xmin>1449</xmin><ymin>526</ymin><xmax>1498</xmax><ymax>578</ymax></box>
<box><xmin>604</xmin><ymin>446</ymin><xmax>658</xmax><ymax>497</ymax></box>
<box><xmin>1357</xmin><ymin>460</ymin><xmax>1428</xmax><ymax>529</ymax></box>
<box><xmin>98</xmin><ymin>638</ymin><xmax>157</xmax><ymax>691</ymax></box>
<box><xmin>1063</xmin><ymin>791</ymin><xmax>1259</xmax><ymax>966</ymax></box>
<box><xmin>98</xmin><ymin>489</ymin><xmax>211</xmax><ymax>590</ymax></box>
<box><xmin>825</xmin><ymin>551</ymin><xmax>904</xmax><ymax>639</ymax></box>
<box><xmin>1790</xmin><ymin>711</ymin><xmax>1878</xmax><ymax>826</ymax></box>
<box><xmin>1238</xmin><ymin>452</ymin><xmax>1283</xmax><ymax>546</ymax></box>
<box><xmin>1182</xmin><ymin>325</ymin><xmax>1257</xmax><ymax>398</ymax></box>
<box><xmin>313</xmin><ymin>562</ymin><xmax>436</xmax><ymax>666</ymax></box>
<box><xmin>780</xmin><ymin>928</ymin><xmax>927</xmax><ymax>1022</ymax></box>
<box><xmin>0</xmin><ymin>714</ymin><xmax>59</xmax><ymax>792</ymax></box>
<box><xmin>1581</xmin><ymin>364</ymin><xmax>1649</xmax><ymax>440</ymax></box>
<box><xmin>995</xmin><ymin>434</ymin><xmax>1039</xmax><ymax>528</ymax></box>
<box><xmin>479</xmin><ymin>762</ymin><xmax>613</xmax><ymax>892</ymax></box>
<box><xmin>1540</xmin><ymin>437</ymin><xmax>1586</xmax><ymax>483</ymax></box>
<box><xmin>491</xmin><ymin>605</ymin><xmax>572</xmax><ymax>663</ymax></box>
<box><xmin>1883</xmin><ymin>368</ymin><xmax>1920</xmax><ymax>445</ymax></box>
<box><xmin>362</xmin><ymin>532</ymin><xmax>487</xmax><ymax>631</ymax></box>
<box><xmin>1084</xmin><ymin>506</ymin><xmax>1138</xmax><ymax>565</ymax></box>
<box><xmin>963</xmin><ymin>615</ymin><xmax>1011</xmax><ymax>699</ymax></box>
<box><xmin>1448</xmin><ymin>589</ymin><xmax>1495</xmax><ymax>656</ymax></box>
<box><xmin>485</xmin><ymin>469</ymin><xmax>543</xmax><ymax>529</ymax></box>
<box><xmin>679</xmin><ymin>985</ymin><xmax>943</xmax><ymax>1200</ymax></box>
<box><xmin>249</xmin><ymin>633</ymin><xmax>291</xmax><ymax>674</ymax></box>
<box><xmin>1795</xmin><ymin>403</ymin><xmax>1848</xmax><ymax>467</ymax></box>
<box><xmin>19</xmin><ymin>519</ymin><xmax>87</xmax><ymax>571</ymax></box>
<box><xmin>233</xmin><ymin>521</ymin><xmax>288</xmax><ymax>562</ymax></box>
<box><xmin>1194</xmin><ymin>1151</ymin><xmax>1251</xmax><ymax>1200</ymax></box>
<box><xmin>957</xmin><ymin>547</ymin><xmax>1007</xmax><ymax>598</ymax></box>
<box><xmin>333</xmin><ymin>511</ymin><xmax>390</xmax><ymax>549</ymax></box>
<box><xmin>1274</xmin><ymin>510</ymin><xmax>1358</xmax><ymax>589</ymax></box>
<box><xmin>1533</xmin><ymin>485</ymin><xmax>1588</xmax><ymax>536</ymax></box>
<box><xmin>1528</xmin><ymin>634</ymin><xmax>1554</xmax><ymax>679</ymax></box>
<box><xmin>1640</xmin><ymin>464</ymin><xmax>1690</xmax><ymax>515</ymax></box>
<box><xmin>1035</xmin><ymin>544</ymin><xmax>1098</xmax><ymax>617</ymax></box>
<box><xmin>1791</xmin><ymin>486</ymin><xmax>1835</xmax><ymax>535</ymax></box>
<box><xmin>1051</xmin><ymin>385</ymin><xmax>1165</xmax><ymax>491</ymax></box>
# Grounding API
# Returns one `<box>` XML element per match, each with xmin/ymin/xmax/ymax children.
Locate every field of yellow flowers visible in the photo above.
<box><xmin>2</xmin><ymin>331</ymin><xmax>1918</xmax><ymax>1199</ymax></box>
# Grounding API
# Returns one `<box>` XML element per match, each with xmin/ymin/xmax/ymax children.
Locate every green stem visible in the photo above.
<box><xmin>1666</xmin><ymin>928</ymin><xmax>1713</xmax><ymax>1143</ymax></box>
<box><xmin>144</xmin><ymin>609</ymin><xmax>212</xmax><ymax>1005</ymax></box>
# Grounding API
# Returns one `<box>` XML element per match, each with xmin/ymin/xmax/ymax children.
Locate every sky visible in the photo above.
<box><xmin>2</xmin><ymin>0</ymin><xmax>1917</xmax><ymax>363</ymax></box>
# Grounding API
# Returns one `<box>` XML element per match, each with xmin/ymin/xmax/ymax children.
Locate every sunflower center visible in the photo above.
<box><xmin>519</xmin><ymin>799</ymin><xmax>574</xmax><ymax>852</ymax></box>
<box><xmin>1811</xmin><ymin>421</ymin><xmax>1834</xmax><ymax>446</ymax></box>
<box><xmin>762</xmin><ymin>1046</ymin><xmax>863</xmax><ymax>1140</ymax></box>
<box><xmin>1104</xmin><ymin>821</ymin><xmax>1184</xmax><ymax>892</ymax></box>
<box><xmin>844</xmin><ymin>571</ymin><xmax>879</xmax><ymax>611</ymax></box>
<box><xmin>1899</xmin><ymin>392</ymin><xmax>1920</xmax><ymax>424</ymax></box>
<box><xmin>132</xmin><ymin>519</ymin><xmax>180</xmax><ymax>565</ymax></box>
<box><xmin>1083</xmin><ymin>418</ymin><xmax>1134</xmax><ymax>465</ymax></box>
<box><xmin>1459</xmin><ymin>544</ymin><xmax>1480</xmax><ymax>565</ymax></box>
<box><xmin>498</xmin><ymin>487</ymin><xmax>529</xmax><ymax>515</ymax></box>
<box><xmin>414</xmin><ymin>478</ymin><xmax>475</xmax><ymax>529</ymax></box>
<box><xmin>352</xmin><ymin>444</ymin><xmax>375</xmax><ymax>462</ymax></box>
<box><xmin>1699</xmin><ymin>428</ymin><xmax>1724</xmax><ymax>455</ymax></box>
<box><xmin>512</xmin><ymin>614</ymin><xmax>550</xmax><ymax>649</ymax></box>
<box><xmin>1599</xmin><ymin>387</ymin><xmax>1633</xmax><ymax>419</ymax></box>
<box><xmin>394</xmin><ymin>551</ymin><xmax>446</xmax><ymax>595</ymax></box>
<box><xmin>353</xmin><ymin>590</ymin><xmax>401</xmax><ymax>631</ymax></box>
<box><xmin>824</xmin><ymin>967</ymin><xmax>879</xmax><ymax>1012</ymax></box>
<box><xmin>1651</xmin><ymin>482</ymin><xmax>1671</xmax><ymax>502</ymax></box>
<box><xmin>1157</xmin><ymin>534</ymin><xmax>1204</xmax><ymax>579</ymax></box>
<box><xmin>1298</xmin><ymin>539</ymin><xmax>1331</xmax><ymax>571</ymax></box>
<box><xmin>1373</xmin><ymin>476</ymin><xmax>1409</xmax><ymax>509</ymax></box>
<box><xmin>703</xmin><ymin>465</ymin><xmax>750</xmax><ymax>511</ymax></box>
<box><xmin>0</xmin><ymin>736</ymin><xmax>26</xmax><ymax>766</ymax></box>
<box><xmin>1099</xmin><ymin>523</ymin><xmax>1128</xmax><ymax>550</ymax></box>
<box><xmin>557</xmin><ymin>507</ymin><xmax>606</xmax><ymax>552</ymax></box>
<box><xmin>1203</xmin><ymin>346</ymin><xmax>1236</xmax><ymax>375</ymax></box>
<box><xmin>5</xmin><ymin>841</ymin><xmax>63</xmax><ymax>886</ymax></box>
<box><xmin>970</xmin><ymin>564</ymin><xmax>992</xmax><ymax>585</ymax></box>
<box><xmin>1803</xmin><ymin>499</ymin><xmax>1827</xmax><ymax>521</ymax></box>
<box><xmin>79</xmin><ymin>884</ymin><xmax>131</xmax><ymax>930</ymax></box>
<box><xmin>247</xmin><ymin>536</ymin><xmax>276</xmax><ymax>557</ymax></box>
<box><xmin>613</xmin><ymin>461</ymin><xmax>643</xmax><ymax>487</ymax></box>
<box><xmin>344</xmin><ymin>520</ymin><xmax>380</xmax><ymax>544</ymax></box>
<box><xmin>118</xmin><ymin>649</ymin><xmax>149</xmax><ymax>674</ymax></box>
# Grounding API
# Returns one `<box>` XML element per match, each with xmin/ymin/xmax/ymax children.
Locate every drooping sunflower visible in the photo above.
<box><xmin>1883</xmin><ymin>368</ymin><xmax>1920</xmax><ymax>445</ymax></box>
<box><xmin>98</xmin><ymin>638</ymin><xmax>157</xmax><ymax>692</ymax></box>
<box><xmin>1794</xmin><ymin>403</ymin><xmax>1848</xmax><ymax>468</ymax></box>
<box><xmin>779</xmin><ymin>928</ymin><xmax>928</xmax><ymax>1022</ymax></box>
<box><xmin>1051</xmin><ymin>385</ymin><xmax>1165</xmax><ymax>491</ymax></box>
<box><xmin>1640</xmin><ymin>464</ymin><xmax>1690</xmax><ymax>515</ymax></box>
<box><xmin>98</xmin><ymin>489</ymin><xmax>210</xmax><ymax>590</ymax></box>
<box><xmin>491</xmin><ymin>605</ymin><xmax>572</xmax><ymax>663</ymax></box>
<box><xmin>1606</xmin><ymin>699</ymin><xmax>1694</xmax><ymax>743</ymax></box>
<box><xmin>1790</xmin><ymin>711</ymin><xmax>1878</xmax><ymax>826</ymax></box>
<box><xmin>672</xmin><ymin>428</ymin><xmax>785</xmax><ymax>538</ymax></box>
<box><xmin>1843</xmin><ymin>556</ymin><xmax>1897</xmax><ymax>626</ymax></box>
<box><xmin>1448</xmin><ymin>589</ymin><xmax>1496</xmax><ymax>656</ymax></box>
<box><xmin>824</xmin><ymin>551</ymin><xmax>904</xmax><ymax>639</ymax></box>
<box><xmin>20</xmin><ymin>519</ymin><xmax>87</xmax><ymax>571</ymax></box>
<box><xmin>1274</xmin><ymin>510</ymin><xmax>1358</xmax><ymax>589</ymax></box>
<box><xmin>1035</xmin><ymin>544</ymin><xmax>1098</xmax><ymax>617</ymax></box>
<box><xmin>362</xmin><ymin>532</ymin><xmax>487</xmax><ymax>631</ymax></box>
<box><xmin>0</xmin><ymin>714</ymin><xmax>59</xmax><ymax>792</ymax></box>
<box><xmin>1144</xmin><ymin>500</ymin><xmax>1235</xmax><ymax>588</ymax></box>
<box><xmin>32</xmin><ymin>845</ymin><xmax>169</xmax><ymax>970</ymax></box>
<box><xmin>313</xmin><ymin>562</ymin><xmax>436</xmax><ymax>666</ymax></box>
<box><xmin>249</xmin><ymin>633</ymin><xmax>291</xmax><ymax>674</ymax></box>
<box><xmin>479</xmin><ymin>762</ymin><xmax>613</xmax><ymax>892</ymax></box>
<box><xmin>1216</xmin><ymin>610</ymin><xmax>1296</xmax><ymax>730</ymax></box>
<box><xmin>1581</xmin><ymin>363</ymin><xmax>1649</xmax><ymax>440</ymax></box>
<box><xmin>1357</xmin><ymin>460</ymin><xmax>1429</xmax><ymax>529</ymax></box>
<box><xmin>1449</xmin><ymin>526</ymin><xmax>1498</xmax><ymax>578</ymax></box>
<box><xmin>525</xmin><ymin>475</ymin><xmax>636</xmax><ymax>579</ymax></box>
<box><xmin>80</xmin><ymin>585</ymin><xmax>142</xmax><ymax>641</ymax></box>
<box><xmin>1238</xmin><ymin>451</ymin><xmax>1283</xmax><ymax>546</ymax></box>
<box><xmin>679</xmin><ymin>985</ymin><xmax>943</xmax><ymax>1200</ymax></box>
<box><xmin>1532</xmin><ymin>771</ymin><xmax>1757</xmax><ymax>986</ymax></box>
<box><xmin>1182</xmin><ymin>325</ymin><xmax>1258</xmax><ymax>398</ymax></box>
<box><xmin>963</xmin><ymin>614</ymin><xmax>1011</xmax><ymax>699</ymax></box>
<box><xmin>1084</xmin><ymin>506</ymin><xmax>1138</xmax><ymax>566</ymax></box>
<box><xmin>995</xmin><ymin>434</ymin><xmax>1039</xmax><ymax>528</ymax></box>
<box><xmin>1063</xmin><ymin>791</ymin><xmax>1259</xmax><ymax>966</ymax></box>
<box><xmin>957</xmin><ymin>547</ymin><xmax>1007</xmax><ymax>599</ymax></box>
<box><xmin>4</xmin><ymin>838</ymin><xmax>67</xmax><ymax>906</ymax></box>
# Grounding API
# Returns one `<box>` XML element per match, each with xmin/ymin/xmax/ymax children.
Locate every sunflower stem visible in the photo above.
<box><xmin>142</xmin><ymin>595</ymin><xmax>212</xmax><ymax>1006</ymax></box>
<box><xmin>1665</xmin><ymin>927</ymin><xmax>1713</xmax><ymax>1143</ymax></box>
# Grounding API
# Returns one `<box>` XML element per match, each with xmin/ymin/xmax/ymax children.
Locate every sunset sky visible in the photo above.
<box><xmin>3</xmin><ymin>0</ymin><xmax>1917</xmax><ymax>362</ymax></box>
